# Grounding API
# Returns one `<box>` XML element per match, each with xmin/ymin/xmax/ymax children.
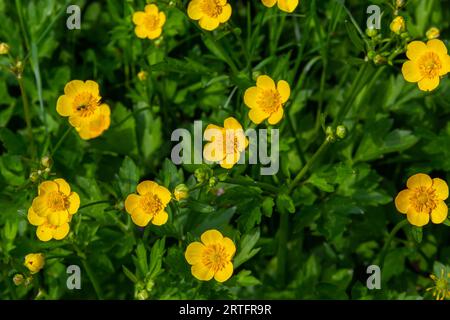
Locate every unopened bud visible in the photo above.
<box><xmin>29</xmin><ymin>171</ymin><xmax>39</xmax><ymax>182</ymax></box>
<box><xmin>13</xmin><ymin>274</ymin><xmax>24</xmax><ymax>286</ymax></box>
<box><xmin>174</xmin><ymin>184</ymin><xmax>189</xmax><ymax>201</ymax></box>
<box><xmin>41</xmin><ymin>155</ymin><xmax>52</xmax><ymax>168</ymax></box>
<box><xmin>426</xmin><ymin>27</ymin><xmax>440</xmax><ymax>40</ymax></box>
<box><xmin>374</xmin><ymin>55</ymin><xmax>387</xmax><ymax>65</ymax></box>
<box><xmin>137</xmin><ymin>70</ymin><xmax>148</xmax><ymax>81</ymax></box>
<box><xmin>0</xmin><ymin>43</ymin><xmax>10</xmax><ymax>55</ymax></box>
<box><xmin>336</xmin><ymin>125</ymin><xmax>347</xmax><ymax>139</ymax></box>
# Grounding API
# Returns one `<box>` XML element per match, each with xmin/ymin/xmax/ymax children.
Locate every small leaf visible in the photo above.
<box><xmin>276</xmin><ymin>194</ymin><xmax>295</xmax><ymax>214</ymax></box>
<box><xmin>411</xmin><ymin>226</ymin><xmax>423</xmax><ymax>244</ymax></box>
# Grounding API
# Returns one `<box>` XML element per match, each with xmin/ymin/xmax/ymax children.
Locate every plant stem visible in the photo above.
<box><xmin>17</xmin><ymin>76</ymin><xmax>36</xmax><ymax>158</ymax></box>
<box><xmin>224</xmin><ymin>178</ymin><xmax>278</xmax><ymax>194</ymax></box>
<box><xmin>79</xmin><ymin>200</ymin><xmax>113</xmax><ymax>210</ymax></box>
<box><xmin>51</xmin><ymin>126</ymin><xmax>72</xmax><ymax>156</ymax></box>
<box><xmin>288</xmin><ymin>139</ymin><xmax>330</xmax><ymax>194</ymax></box>
<box><xmin>377</xmin><ymin>219</ymin><xmax>409</xmax><ymax>267</ymax></box>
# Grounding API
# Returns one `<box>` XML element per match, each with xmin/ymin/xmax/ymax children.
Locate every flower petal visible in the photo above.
<box><xmin>38</xmin><ymin>181</ymin><xmax>58</xmax><ymax>196</ymax></box>
<box><xmin>187</xmin><ymin>0</ymin><xmax>203</xmax><ymax>20</ymax></box>
<box><xmin>277</xmin><ymin>0</ymin><xmax>299</xmax><ymax>13</ymax></box>
<box><xmin>427</xmin><ymin>39</ymin><xmax>448</xmax><ymax>55</ymax></box>
<box><xmin>248</xmin><ymin>108</ymin><xmax>269</xmax><ymax>124</ymax></box>
<box><xmin>137</xmin><ymin>181</ymin><xmax>158</xmax><ymax>195</ymax></box>
<box><xmin>244</xmin><ymin>87</ymin><xmax>259</xmax><ymax>109</ymax></box>
<box><xmin>432</xmin><ymin>178</ymin><xmax>449</xmax><ymax>200</ymax></box>
<box><xmin>406</xmin><ymin>208</ymin><xmax>430</xmax><ymax>227</ymax></box>
<box><xmin>406</xmin><ymin>41</ymin><xmax>428</xmax><ymax>60</ymax></box>
<box><xmin>185</xmin><ymin>242</ymin><xmax>206</xmax><ymax>265</ymax></box>
<box><xmin>431</xmin><ymin>200</ymin><xmax>448</xmax><ymax>224</ymax></box>
<box><xmin>222</xmin><ymin>237</ymin><xmax>236</xmax><ymax>258</ymax></box>
<box><xmin>218</xmin><ymin>4</ymin><xmax>232</xmax><ymax>23</ymax></box>
<box><xmin>418</xmin><ymin>76</ymin><xmax>440</xmax><ymax>92</ymax></box>
<box><xmin>224</xmin><ymin>117</ymin><xmax>243</xmax><ymax>130</ymax></box>
<box><xmin>132</xmin><ymin>12</ymin><xmax>146</xmax><ymax>25</ymax></box>
<box><xmin>268</xmin><ymin>107</ymin><xmax>284</xmax><ymax>125</ymax></box>
<box><xmin>152</xmin><ymin>210</ymin><xmax>168</xmax><ymax>226</ymax></box>
<box><xmin>125</xmin><ymin>194</ymin><xmax>140</xmax><ymax>214</ymax></box>
<box><xmin>144</xmin><ymin>4</ymin><xmax>158</xmax><ymax>15</ymax></box>
<box><xmin>277</xmin><ymin>80</ymin><xmax>290</xmax><ymax>103</ymax></box>
<box><xmin>256</xmin><ymin>75</ymin><xmax>276</xmax><ymax>90</ymax></box>
<box><xmin>37</xmin><ymin>224</ymin><xmax>53</xmax><ymax>242</ymax></box>
<box><xmin>53</xmin><ymin>223</ymin><xmax>70</xmax><ymax>240</ymax></box>
<box><xmin>54</xmin><ymin>178</ymin><xmax>71</xmax><ymax>195</ymax></box>
<box><xmin>131</xmin><ymin>207</ymin><xmax>152</xmax><ymax>227</ymax></box>
<box><xmin>64</xmin><ymin>80</ymin><xmax>85</xmax><ymax>96</ymax></box>
<box><xmin>402</xmin><ymin>61</ymin><xmax>422</xmax><ymax>83</ymax></box>
<box><xmin>199</xmin><ymin>16</ymin><xmax>220</xmax><ymax>31</ymax></box>
<box><xmin>156</xmin><ymin>186</ymin><xmax>172</xmax><ymax>205</ymax></box>
<box><xmin>261</xmin><ymin>0</ymin><xmax>277</xmax><ymax>7</ymax></box>
<box><xmin>148</xmin><ymin>28</ymin><xmax>162</xmax><ymax>40</ymax></box>
<box><xmin>135</xmin><ymin>25</ymin><xmax>148</xmax><ymax>39</ymax></box>
<box><xmin>56</xmin><ymin>95</ymin><xmax>73</xmax><ymax>117</ymax></box>
<box><xmin>191</xmin><ymin>264</ymin><xmax>214</xmax><ymax>281</ymax></box>
<box><xmin>214</xmin><ymin>262</ymin><xmax>233</xmax><ymax>282</ymax></box>
<box><xmin>27</xmin><ymin>207</ymin><xmax>46</xmax><ymax>226</ymax></box>
<box><xmin>395</xmin><ymin>189</ymin><xmax>412</xmax><ymax>214</ymax></box>
<box><xmin>159</xmin><ymin>12</ymin><xmax>166</xmax><ymax>27</ymax></box>
<box><xmin>68</xmin><ymin>192</ymin><xmax>80</xmax><ymax>214</ymax></box>
<box><xmin>407</xmin><ymin>173</ymin><xmax>432</xmax><ymax>189</ymax></box>
<box><xmin>201</xmin><ymin>229</ymin><xmax>223</xmax><ymax>245</ymax></box>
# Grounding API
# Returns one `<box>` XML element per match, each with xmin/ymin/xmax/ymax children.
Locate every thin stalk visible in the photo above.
<box><xmin>377</xmin><ymin>219</ymin><xmax>409</xmax><ymax>267</ymax></box>
<box><xmin>17</xmin><ymin>76</ymin><xmax>36</xmax><ymax>158</ymax></box>
<box><xmin>79</xmin><ymin>200</ymin><xmax>113</xmax><ymax>211</ymax></box>
<box><xmin>51</xmin><ymin>126</ymin><xmax>72</xmax><ymax>156</ymax></box>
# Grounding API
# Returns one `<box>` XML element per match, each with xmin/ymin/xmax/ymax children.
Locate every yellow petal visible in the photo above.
<box><xmin>125</xmin><ymin>194</ymin><xmax>140</xmax><ymax>214</ymax></box>
<box><xmin>427</xmin><ymin>39</ymin><xmax>448</xmax><ymax>55</ymax></box>
<box><xmin>187</xmin><ymin>0</ymin><xmax>203</xmax><ymax>20</ymax></box>
<box><xmin>185</xmin><ymin>242</ymin><xmax>206</xmax><ymax>265</ymax></box>
<box><xmin>69</xmin><ymin>115</ymin><xmax>83</xmax><ymax>128</ymax></box>
<box><xmin>244</xmin><ymin>87</ymin><xmax>259</xmax><ymax>109</ymax></box>
<box><xmin>268</xmin><ymin>107</ymin><xmax>284</xmax><ymax>125</ymax></box>
<box><xmin>277</xmin><ymin>80</ymin><xmax>290</xmax><ymax>103</ymax></box>
<box><xmin>137</xmin><ymin>181</ymin><xmax>158</xmax><ymax>195</ymax></box>
<box><xmin>261</xmin><ymin>0</ymin><xmax>277</xmax><ymax>7</ymax></box>
<box><xmin>53</xmin><ymin>223</ymin><xmax>70</xmax><ymax>240</ymax></box>
<box><xmin>32</xmin><ymin>197</ymin><xmax>49</xmax><ymax>217</ymax></box>
<box><xmin>27</xmin><ymin>207</ymin><xmax>46</xmax><ymax>226</ymax></box>
<box><xmin>277</xmin><ymin>0</ymin><xmax>299</xmax><ymax>13</ymax></box>
<box><xmin>144</xmin><ymin>4</ymin><xmax>158</xmax><ymax>15</ymax></box>
<box><xmin>256</xmin><ymin>75</ymin><xmax>276</xmax><ymax>90</ymax></box>
<box><xmin>203</xmin><ymin>142</ymin><xmax>226</xmax><ymax>162</ymax></box>
<box><xmin>68</xmin><ymin>192</ymin><xmax>80</xmax><ymax>214</ymax></box>
<box><xmin>204</xmin><ymin>125</ymin><xmax>225</xmax><ymax>143</ymax></box>
<box><xmin>214</xmin><ymin>262</ymin><xmax>233</xmax><ymax>282</ymax></box>
<box><xmin>418</xmin><ymin>76</ymin><xmax>440</xmax><ymax>92</ymax></box>
<box><xmin>220</xmin><ymin>151</ymin><xmax>239</xmax><ymax>169</ymax></box>
<box><xmin>84</xmin><ymin>80</ymin><xmax>100</xmax><ymax>97</ymax></box>
<box><xmin>156</xmin><ymin>186</ymin><xmax>172</xmax><ymax>205</ymax></box>
<box><xmin>407</xmin><ymin>173</ymin><xmax>432</xmax><ymax>189</ymax></box>
<box><xmin>224</xmin><ymin>117</ymin><xmax>243</xmax><ymax>130</ymax></box>
<box><xmin>201</xmin><ymin>229</ymin><xmax>224</xmax><ymax>245</ymax></box>
<box><xmin>132</xmin><ymin>12</ymin><xmax>146</xmax><ymax>25</ymax></box>
<box><xmin>36</xmin><ymin>224</ymin><xmax>53</xmax><ymax>242</ymax></box>
<box><xmin>402</xmin><ymin>61</ymin><xmax>422</xmax><ymax>83</ymax></box>
<box><xmin>248</xmin><ymin>108</ymin><xmax>269</xmax><ymax>124</ymax></box>
<box><xmin>38</xmin><ymin>181</ymin><xmax>58</xmax><ymax>196</ymax></box>
<box><xmin>131</xmin><ymin>207</ymin><xmax>152</xmax><ymax>227</ymax></box>
<box><xmin>394</xmin><ymin>189</ymin><xmax>412</xmax><ymax>214</ymax></box>
<box><xmin>406</xmin><ymin>41</ymin><xmax>428</xmax><ymax>60</ymax></box>
<box><xmin>406</xmin><ymin>208</ymin><xmax>430</xmax><ymax>227</ymax></box>
<box><xmin>222</xmin><ymin>237</ymin><xmax>236</xmax><ymax>258</ymax></box>
<box><xmin>48</xmin><ymin>211</ymin><xmax>69</xmax><ymax>226</ymax></box>
<box><xmin>54</xmin><ymin>178</ymin><xmax>71</xmax><ymax>195</ymax></box>
<box><xmin>148</xmin><ymin>28</ymin><xmax>162</xmax><ymax>40</ymax></box>
<box><xmin>135</xmin><ymin>25</ymin><xmax>148</xmax><ymax>39</ymax></box>
<box><xmin>152</xmin><ymin>210</ymin><xmax>168</xmax><ymax>226</ymax></box>
<box><xmin>64</xmin><ymin>80</ymin><xmax>85</xmax><ymax>96</ymax></box>
<box><xmin>191</xmin><ymin>264</ymin><xmax>214</xmax><ymax>281</ymax></box>
<box><xmin>218</xmin><ymin>4</ymin><xmax>232</xmax><ymax>23</ymax></box>
<box><xmin>431</xmin><ymin>201</ymin><xmax>448</xmax><ymax>224</ymax></box>
<box><xmin>56</xmin><ymin>95</ymin><xmax>73</xmax><ymax>117</ymax></box>
<box><xmin>199</xmin><ymin>16</ymin><xmax>220</xmax><ymax>31</ymax></box>
<box><xmin>432</xmin><ymin>178</ymin><xmax>449</xmax><ymax>200</ymax></box>
<box><xmin>159</xmin><ymin>12</ymin><xmax>166</xmax><ymax>27</ymax></box>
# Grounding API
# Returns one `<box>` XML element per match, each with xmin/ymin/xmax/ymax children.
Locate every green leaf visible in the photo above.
<box><xmin>261</xmin><ymin>197</ymin><xmax>274</xmax><ymax>218</ymax></box>
<box><xmin>410</xmin><ymin>226</ymin><xmax>423</xmax><ymax>244</ymax></box>
<box><xmin>307</xmin><ymin>173</ymin><xmax>335</xmax><ymax>192</ymax></box>
<box><xmin>135</xmin><ymin>241</ymin><xmax>148</xmax><ymax>276</ymax></box>
<box><xmin>234</xmin><ymin>228</ymin><xmax>260</xmax><ymax>269</ymax></box>
<box><xmin>122</xmin><ymin>265</ymin><xmax>138</xmax><ymax>283</ymax></box>
<box><xmin>443</xmin><ymin>219</ymin><xmax>450</xmax><ymax>227</ymax></box>
<box><xmin>117</xmin><ymin>156</ymin><xmax>139</xmax><ymax>198</ymax></box>
<box><xmin>276</xmin><ymin>194</ymin><xmax>295</xmax><ymax>214</ymax></box>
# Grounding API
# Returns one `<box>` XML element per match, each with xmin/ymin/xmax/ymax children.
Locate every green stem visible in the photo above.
<box><xmin>79</xmin><ymin>200</ymin><xmax>113</xmax><ymax>210</ymax></box>
<box><xmin>51</xmin><ymin>126</ymin><xmax>72</xmax><ymax>156</ymax></box>
<box><xmin>377</xmin><ymin>219</ymin><xmax>409</xmax><ymax>267</ymax></box>
<box><xmin>288</xmin><ymin>139</ymin><xmax>330</xmax><ymax>194</ymax></box>
<box><xmin>224</xmin><ymin>178</ymin><xmax>278</xmax><ymax>194</ymax></box>
<box><xmin>111</xmin><ymin>107</ymin><xmax>153</xmax><ymax>129</ymax></box>
<box><xmin>17</xmin><ymin>76</ymin><xmax>36</xmax><ymax>158</ymax></box>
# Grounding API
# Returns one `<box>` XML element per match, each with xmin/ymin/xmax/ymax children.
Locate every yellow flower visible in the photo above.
<box><xmin>426</xmin><ymin>27</ymin><xmax>440</xmax><ymax>40</ymax></box>
<box><xmin>390</xmin><ymin>16</ymin><xmax>405</xmax><ymax>34</ymax></box>
<box><xmin>24</xmin><ymin>253</ymin><xmax>45</xmax><ymax>274</ymax></box>
<box><xmin>125</xmin><ymin>181</ymin><xmax>171</xmax><ymax>227</ymax></box>
<box><xmin>203</xmin><ymin>117</ymin><xmax>249</xmax><ymax>169</ymax></box>
<box><xmin>132</xmin><ymin>4</ymin><xmax>166</xmax><ymax>40</ymax></box>
<box><xmin>244</xmin><ymin>75</ymin><xmax>290</xmax><ymax>125</ymax></box>
<box><xmin>56</xmin><ymin>80</ymin><xmax>111</xmax><ymax>140</ymax></box>
<box><xmin>185</xmin><ymin>229</ymin><xmax>236</xmax><ymax>282</ymax></box>
<box><xmin>395</xmin><ymin>173</ymin><xmax>448</xmax><ymax>227</ymax></box>
<box><xmin>426</xmin><ymin>269</ymin><xmax>450</xmax><ymax>300</ymax></box>
<box><xmin>28</xmin><ymin>179</ymin><xmax>80</xmax><ymax>241</ymax></box>
<box><xmin>174</xmin><ymin>184</ymin><xmax>189</xmax><ymax>201</ymax></box>
<box><xmin>0</xmin><ymin>42</ymin><xmax>10</xmax><ymax>55</ymax></box>
<box><xmin>137</xmin><ymin>70</ymin><xmax>148</xmax><ymax>81</ymax></box>
<box><xmin>261</xmin><ymin>0</ymin><xmax>299</xmax><ymax>13</ymax></box>
<box><xmin>401</xmin><ymin>39</ymin><xmax>450</xmax><ymax>91</ymax></box>
<box><xmin>187</xmin><ymin>0</ymin><xmax>232</xmax><ymax>31</ymax></box>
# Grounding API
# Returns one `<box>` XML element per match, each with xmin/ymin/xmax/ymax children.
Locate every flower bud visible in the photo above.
<box><xmin>136</xmin><ymin>290</ymin><xmax>149</xmax><ymax>300</ymax></box>
<box><xmin>174</xmin><ymin>184</ymin><xmax>189</xmax><ymax>201</ymax></box>
<box><xmin>365</xmin><ymin>28</ymin><xmax>378</xmax><ymax>38</ymax></box>
<box><xmin>374</xmin><ymin>54</ymin><xmax>387</xmax><ymax>65</ymax></box>
<box><xmin>208</xmin><ymin>177</ymin><xmax>217</xmax><ymax>188</ymax></box>
<box><xmin>325</xmin><ymin>126</ymin><xmax>336</xmax><ymax>143</ymax></box>
<box><xmin>390</xmin><ymin>16</ymin><xmax>405</xmax><ymax>34</ymax></box>
<box><xmin>137</xmin><ymin>70</ymin><xmax>148</xmax><ymax>81</ymax></box>
<box><xmin>396</xmin><ymin>0</ymin><xmax>405</xmax><ymax>8</ymax></box>
<box><xmin>336</xmin><ymin>125</ymin><xmax>347</xmax><ymax>139</ymax></box>
<box><xmin>24</xmin><ymin>253</ymin><xmax>45</xmax><ymax>274</ymax></box>
<box><xmin>13</xmin><ymin>274</ymin><xmax>24</xmax><ymax>286</ymax></box>
<box><xmin>41</xmin><ymin>155</ymin><xmax>52</xmax><ymax>168</ymax></box>
<box><xmin>426</xmin><ymin>27</ymin><xmax>440</xmax><ymax>40</ymax></box>
<box><xmin>194</xmin><ymin>167</ymin><xmax>212</xmax><ymax>184</ymax></box>
<box><xmin>29</xmin><ymin>171</ymin><xmax>40</xmax><ymax>182</ymax></box>
<box><xmin>0</xmin><ymin>43</ymin><xmax>10</xmax><ymax>55</ymax></box>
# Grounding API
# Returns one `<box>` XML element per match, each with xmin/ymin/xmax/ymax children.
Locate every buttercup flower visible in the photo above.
<box><xmin>24</xmin><ymin>253</ymin><xmax>45</xmax><ymax>274</ymax></box>
<box><xmin>426</xmin><ymin>27</ymin><xmax>440</xmax><ymax>40</ymax></box>
<box><xmin>203</xmin><ymin>117</ymin><xmax>249</xmax><ymax>169</ymax></box>
<box><xmin>125</xmin><ymin>181</ymin><xmax>171</xmax><ymax>227</ymax></box>
<box><xmin>426</xmin><ymin>269</ymin><xmax>450</xmax><ymax>300</ymax></box>
<box><xmin>0</xmin><ymin>42</ymin><xmax>10</xmax><ymax>55</ymax></box>
<box><xmin>185</xmin><ymin>229</ymin><xmax>236</xmax><ymax>282</ymax></box>
<box><xmin>395</xmin><ymin>173</ymin><xmax>448</xmax><ymax>227</ymax></box>
<box><xmin>137</xmin><ymin>70</ymin><xmax>148</xmax><ymax>81</ymax></box>
<box><xmin>244</xmin><ymin>75</ymin><xmax>290</xmax><ymax>125</ymax></box>
<box><xmin>401</xmin><ymin>39</ymin><xmax>450</xmax><ymax>91</ymax></box>
<box><xmin>56</xmin><ymin>80</ymin><xmax>111</xmax><ymax>140</ymax></box>
<box><xmin>28</xmin><ymin>179</ymin><xmax>80</xmax><ymax>241</ymax></box>
<box><xmin>132</xmin><ymin>4</ymin><xmax>166</xmax><ymax>40</ymax></box>
<box><xmin>390</xmin><ymin>16</ymin><xmax>405</xmax><ymax>34</ymax></box>
<box><xmin>261</xmin><ymin>0</ymin><xmax>299</xmax><ymax>13</ymax></box>
<box><xmin>187</xmin><ymin>0</ymin><xmax>232</xmax><ymax>31</ymax></box>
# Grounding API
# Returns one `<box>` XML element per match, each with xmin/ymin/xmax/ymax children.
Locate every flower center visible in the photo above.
<box><xmin>419</xmin><ymin>52</ymin><xmax>442</xmax><ymax>79</ymax></box>
<box><xmin>46</xmin><ymin>191</ymin><xmax>69</xmax><ymax>211</ymax></box>
<box><xmin>201</xmin><ymin>0</ymin><xmax>223</xmax><ymax>18</ymax></box>
<box><xmin>202</xmin><ymin>244</ymin><xmax>228</xmax><ymax>272</ymax></box>
<box><xmin>140</xmin><ymin>193</ymin><xmax>163</xmax><ymax>216</ymax></box>
<box><xmin>72</xmin><ymin>92</ymin><xmax>100</xmax><ymax>117</ymax></box>
<box><xmin>144</xmin><ymin>14</ymin><xmax>159</xmax><ymax>30</ymax></box>
<box><xmin>257</xmin><ymin>89</ymin><xmax>282</xmax><ymax>114</ymax></box>
<box><xmin>411</xmin><ymin>186</ymin><xmax>437</xmax><ymax>213</ymax></box>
